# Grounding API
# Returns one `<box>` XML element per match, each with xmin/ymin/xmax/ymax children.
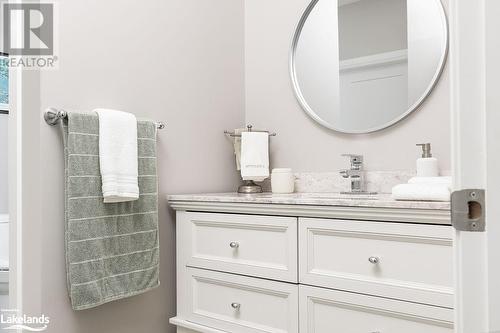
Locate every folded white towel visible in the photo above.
<box><xmin>240</xmin><ymin>132</ymin><xmax>269</xmax><ymax>182</ymax></box>
<box><xmin>95</xmin><ymin>109</ymin><xmax>139</xmax><ymax>203</ymax></box>
<box><xmin>408</xmin><ymin>176</ymin><xmax>452</xmax><ymax>185</ymax></box>
<box><xmin>233</xmin><ymin>128</ymin><xmax>245</xmax><ymax>171</ymax></box>
<box><xmin>392</xmin><ymin>183</ymin><xmax>451</xmax><ymax>202</ymax></box>
<box><xmin>0</xmin><ymin>259</ymin><xmax>8</xmax><ymax>270</ymax></box>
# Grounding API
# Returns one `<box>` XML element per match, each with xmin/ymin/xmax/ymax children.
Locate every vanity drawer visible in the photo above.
<box><xmin>300</xmin><ymin>285</ymin><xmax>453</xmax><ymax>333</ymax></box>
<box><xmin>186</xmin><ymin>267</ymin><xmax>299</xmax><ymax>333</ymax></box>
<box><xmin>185</xmin><ymin>212</ymin><xmax>298</xmax><ymax>282</ymax></box>
<box><xmin>299</xmin><ymin>218</ymin><xmax>453</xmax><ymax>308</ymax></box>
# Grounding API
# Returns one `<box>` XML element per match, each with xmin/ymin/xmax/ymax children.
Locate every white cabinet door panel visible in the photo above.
<box><xmin>299</xmin><ymin>218</ymin><xmax>453</xmax><ymax>307</ymax></box>
<box><xmin>300</xmin><ymin>285</ymin><xmax>453</xmax><ymax>333</ymax></box>
<box><xmin>186</xmin><ymin>212</ymin><xmax>298</xmax><ymax>282</ymax></box>
<box><xmin>187</xmin><ymin>268</ymin><xmax>298</xmax><ymax>333</ymax></box>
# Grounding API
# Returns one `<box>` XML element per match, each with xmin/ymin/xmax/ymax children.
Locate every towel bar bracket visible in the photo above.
<box><xmin>43</xmin><ymin>108</ymin><xmax>166</xmax><ymax>130</ymax></box>
<box><xmin>224</xmin><ymin>124</ymin><xmax>276</xmax><ymax>137</ymax></box>
<box><xmin>44</xmin><ymin>107</ymin><xmax>67</xmax><ymax>126</ymax></box>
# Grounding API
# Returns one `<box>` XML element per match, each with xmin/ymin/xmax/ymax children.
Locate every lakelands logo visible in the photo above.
<box><xmin>1</xmin><ymin>1</ymin><xmax>58</xmax><ymax>69</ymax></box>
<box><xmin>0</xmin><ymin>309</ymin><xmax>50</xmax><ymax>331</ymax></box>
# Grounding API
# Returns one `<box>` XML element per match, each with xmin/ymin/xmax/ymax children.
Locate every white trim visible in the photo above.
<box><xmin>7</xmin><ymin>7</ymin><xmax>26</xmax><ymax>326</ymax></box>
<box><xmin>14</xmin><ymin>47</ymin><xmax>23</xmax><ymax>328</ymax></box>
<box><xmin>170</xmin><ymin>317</ymin><xmax>226</xmax><ymax>333</ymax></box>
<box><xmin>484</xmin><ymin>1</ymin><xmax>500</xmax><ymax>329</ymax></box>
<box><xmin>450</xmin><ymin>0</ymin><xmax>489</xmax><ymax>332</ymax></box>
<box><xmin>339</xmin><ymin>49</ymin><xmax>408</xmax><ymax>72</ymax></box>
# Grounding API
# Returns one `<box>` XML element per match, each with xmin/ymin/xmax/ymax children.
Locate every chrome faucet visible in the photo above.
<box><xmin>340</xmin><ymin>154</ymin><xmax>376</xmax><ymax>195</ymax></box>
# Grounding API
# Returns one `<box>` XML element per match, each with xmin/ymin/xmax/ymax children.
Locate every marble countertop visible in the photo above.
<box><xmin>168</xmin><ymin>192</ymin><xmax>451</xmax><ymax>210</ymax></box>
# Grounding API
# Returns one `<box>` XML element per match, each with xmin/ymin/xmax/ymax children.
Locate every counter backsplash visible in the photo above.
<box><xmin>260</xmin><ymin>171</ymin><xmax>451</xmax><ymax>194</ymax></box>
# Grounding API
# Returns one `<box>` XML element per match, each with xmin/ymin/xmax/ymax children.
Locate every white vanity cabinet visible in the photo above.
<box><xmin>169</xmin><ymin>194</ymin><xmax>453</xmax><ymax>333</ymax></box>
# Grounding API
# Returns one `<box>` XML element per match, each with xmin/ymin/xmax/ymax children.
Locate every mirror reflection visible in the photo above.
<box><xmin>292</xmin><ymin>0</ymin><xmax>448</xmax><ymax>133</ymax></box>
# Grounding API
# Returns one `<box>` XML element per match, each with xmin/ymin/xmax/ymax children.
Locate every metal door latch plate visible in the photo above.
<box><xmin>451</xmin><ymin>189</ymin><xmax>485</xmax><ymax>232</ymax></box>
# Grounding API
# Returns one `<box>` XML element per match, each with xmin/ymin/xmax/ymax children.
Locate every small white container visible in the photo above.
<box><xmin>271</xmin><ymin>168</ymin><xmax>295</xmax><ymax>194</ymax></box>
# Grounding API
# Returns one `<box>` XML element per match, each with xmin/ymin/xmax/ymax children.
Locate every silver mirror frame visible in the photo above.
<box><xmin>289</xmin><ymin>0</ymin><xmax>449</xmax><ymax>134</ymax></box>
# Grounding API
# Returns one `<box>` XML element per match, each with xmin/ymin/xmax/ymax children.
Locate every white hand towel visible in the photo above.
<box><xmin>408</xmin><ymin>176</ymin><xmax>452</xmax><ymax>185</ymax></box>
<box><xmin>233</xmin><ymin>128</ymin><xmax>245</xmax><ymax>171</ymax></box>
<box><xmin>391</xmin><ymin>183</ymin><xmax>451</xmax><ymax>202</ymax></box>
<box><xmin>95</xmin><ymin>109</ymin><xmax>139</xmax><ymax>203</ymax></box>
<box><xmin>240</xmin><ymin>132</ymin><xmax>269</xmax><ymax>182</ymax></box>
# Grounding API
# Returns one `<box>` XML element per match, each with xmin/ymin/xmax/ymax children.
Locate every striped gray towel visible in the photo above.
<box><xmin>62</xmin><ymin>112</ymin><xmax>160</xmax><ymax>310</ymax></box>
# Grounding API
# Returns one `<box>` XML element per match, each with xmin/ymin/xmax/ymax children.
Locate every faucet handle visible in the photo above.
<box><xmin>342</xmin><ymin>154</ymin><xmax>364</xmax><ymax>167</ymax></box>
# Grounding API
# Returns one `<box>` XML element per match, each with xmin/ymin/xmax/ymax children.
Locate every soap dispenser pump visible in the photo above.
<box><xmin>416</xmin><ymin>143</ymin><xmax>439</xmax><ymax>177</ymax></box>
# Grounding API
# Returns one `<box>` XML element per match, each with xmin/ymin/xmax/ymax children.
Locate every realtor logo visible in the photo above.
<box><xmin>1</xmin><ymin>1</ymin><xmax>58</xmax><ymax>69</ymax></box>
<box><xmin>3</xmin><ymin>3</ymin><xmax>54</xmax><ymax>55</ymax></box>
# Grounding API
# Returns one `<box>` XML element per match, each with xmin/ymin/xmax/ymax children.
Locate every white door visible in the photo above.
<box><xmin>450</xmin><ymin>0</ymin><xmax>500</xmax><ymax>332</ymax></box>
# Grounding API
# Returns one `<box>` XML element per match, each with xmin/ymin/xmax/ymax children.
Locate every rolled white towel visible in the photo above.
<box><xmin>408</xmin><ymin>176</ymin><xmax>452</xmax><ymax>185</ymax></box>
<box><xmin>392</xmin><ymin>183</ymin><xmax>451</xmax><ymax>202</ymax></box>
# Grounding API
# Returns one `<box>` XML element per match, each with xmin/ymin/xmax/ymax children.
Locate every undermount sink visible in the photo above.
<box><xmin>298</xmin><ymin>193</ymin><xmax>379</xmax><ymax>200</ymax></box>
<box><xmin>253</xmin><ymin>192</ymin><xmax>380</xmax><ymax>201</ymax></box>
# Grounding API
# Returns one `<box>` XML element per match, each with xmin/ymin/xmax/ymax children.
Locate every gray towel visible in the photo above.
<box><xmin>62</xmin><ymin>112</ymin><xmax>160</xmax><ymax>310</ymax></box>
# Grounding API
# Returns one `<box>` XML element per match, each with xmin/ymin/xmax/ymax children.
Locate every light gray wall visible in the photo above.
<box><xmin>0</xmin><ymin>115</ymin><xmax>7</xmax><ymax>213</ymax></box>
<box><xmin>245</xmin><ymin>0</ymin><xmax>450</xmax><ymax>173</ymax></box>
<box><xmin>37</xmin><ymin>0</ymin><xmax>244</xmax><ymax>332</ymax></box>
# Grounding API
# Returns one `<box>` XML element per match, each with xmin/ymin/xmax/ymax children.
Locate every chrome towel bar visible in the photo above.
<box><xmin>224</xmin><ymin>124</ymin><xmax>276</xmax><ymax>137</ymax></box>
<box><xmin>43</xmin><ymin>107</ymin><xmax>166</xmax><ymax>130</ymax></box>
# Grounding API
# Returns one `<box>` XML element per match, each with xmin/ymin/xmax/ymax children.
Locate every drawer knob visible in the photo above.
<box><xmin>229</xmin><ymin>242</ymin><xmax>240</xmax><ymax>249</ymax></box>
<box><xmin>368</xmin><ymin>256</ymin><xmax>380</xmax><ymax>264</ymax></box>
<box><xmin>231</xmin><ymin>302</ymin><xmax>241</xmax><ymax>310</ymax></box>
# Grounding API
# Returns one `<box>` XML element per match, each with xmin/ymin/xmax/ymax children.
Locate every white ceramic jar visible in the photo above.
<box><xmin>271</xmin><ymin>168</ymin><xmax>295</xmax><ymax>194</ymax></box>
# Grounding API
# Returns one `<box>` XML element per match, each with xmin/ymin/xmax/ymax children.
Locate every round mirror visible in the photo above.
<box><xmin>291</xmin><ymin>0</ymin><xmax>448</xmax><ymax>133</ymax></box>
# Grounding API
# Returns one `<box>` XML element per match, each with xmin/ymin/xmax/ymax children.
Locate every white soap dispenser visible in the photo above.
<box><xmin>416</xmin><ymin>143</ymin><xmax>439</xmax><ymax>177</ymax></box>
